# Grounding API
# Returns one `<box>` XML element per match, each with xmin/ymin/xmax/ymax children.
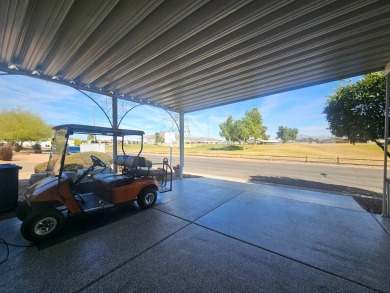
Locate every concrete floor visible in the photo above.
<box><xmin>0</xmin><ymin>178</ymin><xmax>389</xmax><ymax>292</ymax></box>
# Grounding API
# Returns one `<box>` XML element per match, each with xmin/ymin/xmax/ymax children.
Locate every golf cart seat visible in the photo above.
<box><xmin>93</xmin><ymin>173</ymin><xmax>133</xmax><ymax>189</ymax></box>
<box><xmin>115</xmin><ymin>155</ymin><xmax>165</xmax><ymax>177</ymax></box>
<box><xmin>115</xmin><ymin>155</ymin><xmax>150</xmax><ymax>168</ymax></box>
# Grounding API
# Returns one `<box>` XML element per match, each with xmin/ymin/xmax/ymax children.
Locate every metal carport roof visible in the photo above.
<box><xmin>1</xmin><ymin>0</ymin><xmax>390</xmax><ymax>114</ymax></box>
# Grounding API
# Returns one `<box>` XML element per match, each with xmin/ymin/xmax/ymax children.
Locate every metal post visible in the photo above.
<box><xmin>179</xmin><ymin>112</ymin><xmax>185</xmax><ymax>180</ymax></box>
<box><xmin>170</xmin><ymin>121</ymin><xmax>173</xmax><ymax>167</ymax></box>
<box><xmin>383</xmin><ymin>61</ymin><xmax>390</xmax><ymax>216</ymax></box>
<box><xmin>113</xmin><ymin>97</ymin><xmax>118</xmax><ymax>173</ymax></box>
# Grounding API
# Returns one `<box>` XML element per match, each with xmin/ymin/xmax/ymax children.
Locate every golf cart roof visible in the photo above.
<box><xmin>53</xmin><ymin>124</ymin><xmax>145</xmax><ymax>136</ymax></box>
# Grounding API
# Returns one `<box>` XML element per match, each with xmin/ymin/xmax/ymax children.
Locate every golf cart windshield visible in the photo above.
<box><xmin>46</xmin><ymin>124</ymin><xmax>146</xmax><ymax>177</ymax></box>
<box><xmin>46</xmin><ymin>128</ymin><xmax>68</xmax><ymax>176</ymax></box>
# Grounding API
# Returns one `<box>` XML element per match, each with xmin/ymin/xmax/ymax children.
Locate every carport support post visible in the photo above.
<box><xmin>179</xmin><ymin>112</ymin><xmax>185</xmax><ymax>179</ymax></box>
<box><xmin>383</xmin><ymin>61</ymin><xmax>390</xmax><ymax>217</ymax></box>
<box><xmin>113</xmin><ymin>96</ymin><xmax>118</xmax><ymax>173</ymax></box>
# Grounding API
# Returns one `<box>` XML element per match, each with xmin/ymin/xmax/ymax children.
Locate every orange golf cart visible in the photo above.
<box><xmin>17</xmin><ymin>124</ymin><xmax>172</xmax><ymax>242</ymax></box>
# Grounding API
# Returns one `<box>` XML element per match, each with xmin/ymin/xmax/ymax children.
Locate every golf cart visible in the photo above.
<box><xmin>17</xmin><ymin>124</ymin><xmax>172</xmax><ymax>243</ymax></box>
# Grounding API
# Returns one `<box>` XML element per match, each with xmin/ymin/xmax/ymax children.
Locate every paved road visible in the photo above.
<box><xmin>145</xmin><ymin>154</ymin><xmax>383</xmax><ymax>196</ymax></box>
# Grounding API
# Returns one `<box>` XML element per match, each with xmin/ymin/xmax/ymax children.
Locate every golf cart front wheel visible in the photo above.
<box><xmin>137</xmin><ymin>188</ymin><xmax>157</xmax><ymax>209</ymax></box>
<box><xmin>16</xmin><ymin>200</ymin><xmax>31</xmax><ymax>221</ymax></box>
<box><xmin>21</xmin><ymin>208</ymin><xmax>64</xmax><ymax>243</ymax></box>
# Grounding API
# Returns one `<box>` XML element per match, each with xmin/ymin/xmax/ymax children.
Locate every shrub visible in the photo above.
<box><xmin>65</xmin><ymin>151</ymin><xmax>112</xmax><ymax>168</ymax></box>
<box><xmin>14</xmin><ymin>143</ymin><xmax>22</xmax><ymax>152</ymax></box>
<box><xmin>62</xmin><ymin>155</ymin><xmax>85</xmax><ymax>172</ymax></box>
<box><xmin>34</xmin><ymin>162</ymin><xmax>47</xmax><ymax>173</ymax></box>
<box><xmin>34</xmin><ymin>151</ymin><xmax>112</xmax><ymax>173</ymax></box>
<box><xmin>0</xmin><ymin>144</ymin><xmax>13</xmax><ymax>161</ymax></box>
<box><xmin>32</xmin><ymin>143</ymin><xmax>42</xmax><ymax>153</ymax></box>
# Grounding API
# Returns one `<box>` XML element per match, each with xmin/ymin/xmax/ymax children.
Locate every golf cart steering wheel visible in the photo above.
<box><xmin>90</xmin><ymin>155</ymin><xmax>106</xmax><ymax>168</ymax></box>
<box><xmin>72</xmin><ymin>155</ymin><xmax>107</xmax><ymax>188</ymax></box>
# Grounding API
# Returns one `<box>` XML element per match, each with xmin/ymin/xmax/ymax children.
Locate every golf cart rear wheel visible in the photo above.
<box><xmin>16</xmin><ymin>200</ymin><xmax>31</xmax><ymax>221</ymax></box>
<box><xmin>21</xmin><ymin>208</ymin><xmax>64</xmax><ymax>243</ymax></box>
<box><xmin>137</xmin><ymin>188</ymin><xmax>157</xmax><ymax>209</ymax></box>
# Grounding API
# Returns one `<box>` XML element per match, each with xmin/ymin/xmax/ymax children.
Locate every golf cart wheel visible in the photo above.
<box><xmin>16</xmin><ymin>200</ymin><xmax>31</xmax><ymax>221</ymax></box>
<box><xmin>137</xmin><ymin>188</ymin><xmax>157</xmax><ymax>209</ymax></box>
<box><xmin>21</xmin><ymin>208</ymin><xmax>64</xmax><ymax>243</ymax></box>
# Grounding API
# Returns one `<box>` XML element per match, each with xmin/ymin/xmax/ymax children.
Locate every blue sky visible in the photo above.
<box><xmin>0</xmin><ymin>73</ymin><xmax>361</xmax><ymax>140</ymax></box>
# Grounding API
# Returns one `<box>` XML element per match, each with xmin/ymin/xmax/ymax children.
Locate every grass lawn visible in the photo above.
<box><xmin>107</xmin><ymin>142</ymin><xmax>383</xmax><ymax>166</ymax></box>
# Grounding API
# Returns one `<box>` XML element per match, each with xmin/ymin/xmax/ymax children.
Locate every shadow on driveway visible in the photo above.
<box><xmin>249</xmin><ymin>175</ymin><xmax>383</xmax><ymax>214</ymax></box>
<box><xmin>249</xmin><ymin>175</ymin><xmax>381</xmax><ymax>198</ymax></box>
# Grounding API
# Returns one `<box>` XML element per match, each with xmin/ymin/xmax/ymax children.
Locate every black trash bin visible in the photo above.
<box><xmin>0</xmin><ymin>164</ymin><xmax>21</xmax><ymax>213</ymax></box>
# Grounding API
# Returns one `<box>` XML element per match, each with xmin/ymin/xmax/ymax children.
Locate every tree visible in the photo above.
<box><xmin>243</xmin><ymin>108</ymin><xmax>269</xmax><ymax>143</ymax></box>
<box><xmin>0</xmin><ymin>109</ymin><xmax>52</xmax><ymax>146</ymax></box>
<box><xmin>276</xmin><ymin>126</ymin><xmax>298</xmax><ymax>142</ymax></box>
<box><xmin>74</xmin><ymin>139</ymin><xmax>82</xmax><ymax>146</ymax></box>
<box><xmin>219</xmin><ymin>108</ymin><xmax>269</xmax><ymax>149</ymax></box>
<box><xmin>232</xmin><ymin>119</ymin><xmax>250</xmax><ymax>150</ymax></box>
<box><xmin>219</xmin><ymin>115</ymin><xmax>235</xmax><ymax>144</ymax></box>
<box><xmin>154</xmin><ymin>132</ymin><xmax>163</xmax><ymax>144</ymax></box>
<box><xmin>87</xmin><ymin>134</ymin><xmax>98</xmax><ymax>143</ymax></box>
<box><xmin>323</xmin><ymin>72</ymin><xmax>386</xmax><ymax>153</ymax></box>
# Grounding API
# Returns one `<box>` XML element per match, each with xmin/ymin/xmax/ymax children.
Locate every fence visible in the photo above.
<box><xmin>144</xmin><ymin>150</ymin><xmax>383</xmax><ymax>167</ymax></box>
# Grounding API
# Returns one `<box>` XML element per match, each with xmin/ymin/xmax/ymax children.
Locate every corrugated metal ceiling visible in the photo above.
<box><xmin>1</xmin><ymin>0</ymin><xmax>390</xmax><ymax>113</ymax></box>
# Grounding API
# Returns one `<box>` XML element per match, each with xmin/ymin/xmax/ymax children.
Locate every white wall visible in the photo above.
<box><xmin>80</xmin><ymin>143</ymin><xmax>106</xmax><ymax>153</ymax></box>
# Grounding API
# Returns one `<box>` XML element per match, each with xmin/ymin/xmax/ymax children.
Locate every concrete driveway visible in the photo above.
<box><xmin>1</xmin><ymin>178</ymin><xmax>389</xmax><ymax>292</ymax></box>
